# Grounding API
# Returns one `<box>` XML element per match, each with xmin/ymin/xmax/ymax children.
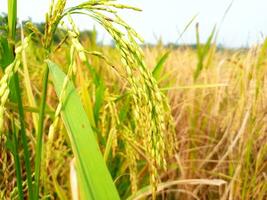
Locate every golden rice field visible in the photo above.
<box><xmin>0</xmin><ymin>0</ymin><xmax>267</xmax><ymax>200</ymax></box>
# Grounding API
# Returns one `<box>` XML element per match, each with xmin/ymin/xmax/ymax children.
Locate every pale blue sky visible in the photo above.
<box><xmin>1</xmin><ymin>0</ymin><xmax>267</xmax><ymax>47</ymax></box>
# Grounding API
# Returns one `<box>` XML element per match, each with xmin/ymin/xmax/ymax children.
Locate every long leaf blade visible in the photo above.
<box><xmin>152</xmin><ymin>51</ymin><xmax>170</xmax><ymax>81</ymax></box>
<box><xmin>47</xmin><ymin>60</ymin><xmax>120</xmax><ymax>200</ymax></box>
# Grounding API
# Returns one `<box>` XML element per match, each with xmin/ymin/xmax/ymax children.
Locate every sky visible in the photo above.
<box><xmin>1</xmin><ymin>0</ymin><xmax>267</xmax><ymax>47</ymax></box>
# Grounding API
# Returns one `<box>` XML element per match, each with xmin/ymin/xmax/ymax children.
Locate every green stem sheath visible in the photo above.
<box><xmin>34</xmin><ymin>64</ymin><xmax>49</xmax><ymax>199</ymax></box>
<box><xmin>8</xmin><ymin>0</ymin><xmax>34</xmax><ymax>199</ymax></box>
<box><xmin>14</xmin><ymin>73</ymin><xmax>34</xmax><ymax>200</ymax></box>
<box><xmin>11</xmin><ymin>121</ymin><xmax>24</xmax><ymax>200</ymax></box>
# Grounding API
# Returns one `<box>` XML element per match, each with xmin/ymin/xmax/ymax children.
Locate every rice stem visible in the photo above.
<box><xmin>34</xmin><ymin>64</ymin><xmax>49</xmax><ymax>199</ymax></box>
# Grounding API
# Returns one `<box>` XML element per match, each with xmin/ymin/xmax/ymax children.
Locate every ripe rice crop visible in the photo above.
<box><xmin>0</xmin><ymin>0</ymin><xmax>266</xmax><ymax>200</ymax></box>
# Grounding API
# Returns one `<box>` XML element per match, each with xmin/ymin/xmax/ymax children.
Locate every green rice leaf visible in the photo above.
<box><xmin>47</xmin><ymin>60</ymin><xmax>120</xmax><ymax>200</ymax></box>
<box><xmin>0</xmin><ymin>36</ymin><xmax>13</xmax><ymax>69</ymax></box>
<box><xmin>152</xmin><ymin>51</ymin><xmax>170</xmax><ymax>81</ymax></box>
<box><xmin>194</xmin><ymin>25</ymin><xmax>216</xmax><ymax>81</ymax></box>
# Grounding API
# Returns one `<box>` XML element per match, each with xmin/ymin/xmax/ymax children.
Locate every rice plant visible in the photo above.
<box><xmin>0</xmin><ymin>0</ymin><xmax>266</xmax><ymax>200</ymax></box>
